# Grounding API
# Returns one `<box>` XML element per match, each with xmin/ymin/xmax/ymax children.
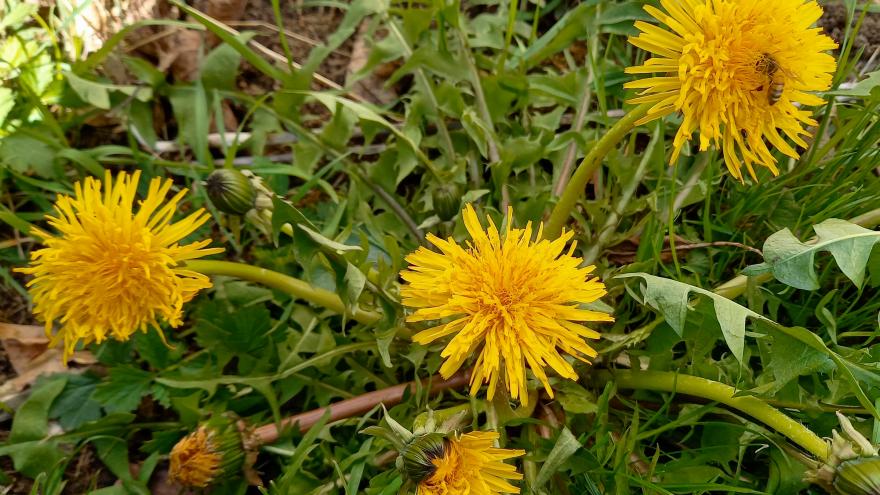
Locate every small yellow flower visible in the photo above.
<box><xmin>169</xmin><ymin>426</ymin><xmax>223</xmax><ymax>487</ymax></box>
<box><xmin>16</xmin><ymin>171</ymin><xmax>222</xmax><ymax>359</ymax></box>
<box><xmin>624</xmin><ymin>0</ymin><xmax>837</xmax><ymax>180</ymax></box>
<box><xmin>400</xmin><ymin>205</ymin><xmax>612</xmax><ymax>405</ymax></box>
<box><xmin>417</xmin><ymin>431</ymin><xmax>525</xmax><ymax>495</ymax></box>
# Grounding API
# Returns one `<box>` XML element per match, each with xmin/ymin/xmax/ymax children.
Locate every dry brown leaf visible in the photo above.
<box><xmin>0</xmin><ymin>347</ymin><xmax>95</xmax><ymax>395</ymax></box>
<box><xmin>0</xmin><ymin>322</ymin><xmax>48</xmax><ymax>345</ymax></box>
<box><xmin>0</xmin><ymin>322</ymin><xmax>95</xmax><ymax>393</ymax></box>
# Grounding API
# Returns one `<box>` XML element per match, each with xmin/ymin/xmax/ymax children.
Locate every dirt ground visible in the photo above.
<box><xmin>239</xmin><ymin>1</ymin><xmax>353</xmax><ymax>90</ymax></box>
<box><xmin>819</xmin><ymin>1</ymin><xmax>880</xmax><ymax>70</ymax></box>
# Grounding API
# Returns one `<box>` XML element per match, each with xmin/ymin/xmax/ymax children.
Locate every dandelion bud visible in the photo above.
<box><xmin>399</xmin><ymin>433</ymin><xmax>448</xmax><ymax>483</ymax></box>
<box><xmin>205</xmin><ymin>168</ymin><xmax>257</xmax><ymax>215</ymax></box>
<box><xmin>833</xmin><ymin>457</ymin><xmax>880</xmax><ymax>495</ymax></box>
<box><xmin>169</xmin><ymin>421</ymin><xmax>245</xmax><ymax>488</ymax></box>
<box><xmin>807</xmin><ymin>413</ymin><xmax>880</xmax><ymax>495</ymax></box>
<box><xmin>431</xmin><ymin>183</ymin><xmax>461</xmax><ymax>221</ymax></box>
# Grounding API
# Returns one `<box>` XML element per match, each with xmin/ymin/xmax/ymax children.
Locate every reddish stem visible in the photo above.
<box><xmin>249</xmin><ymin>370</ymin><xmax>471</xmax><ymax>445</ymax></box>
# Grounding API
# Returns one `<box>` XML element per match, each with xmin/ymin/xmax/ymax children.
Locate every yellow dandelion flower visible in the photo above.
<box><xmin>417</xmin><ymin>431</ymin><xmax>525</xmax><ymax>495</ymax></box>
<box><xmin>169</xmin><ymin>421</ymin><xmax>246</xmax><ymax>488</ymax></box>
<box><xmin>169</xmin><ymin>426</ymin><xmax>223</xmax><ymax>487</ymax></box>
<box><xmin>16</xmin><ymin>171</ymin><xmax>223</xmax><ymax>360</ymax></box>
<box><xmin>624</xmin><ymin>0</ymin><xmax>837</xmax><ymax>180</ymax></box>
<box><xmin>400</xmin><ymin>205</ymin><xmax>613</xmax><ymax>405</ymax></box>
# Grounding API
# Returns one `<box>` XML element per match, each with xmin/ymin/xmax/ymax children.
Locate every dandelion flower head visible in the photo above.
<box><xmin>16</xmin><ymin>171</ymin><xmax>222</xmax><ymax>359</ymax></box>
<box><xmin>625</xmin><ymin>0</ymin><xmax>837</xmax><ymax>180</ymax></box>
<box><xmin>417</xmin><ymin>431</ymin><xmax>525</xmax><ymax>495</ymax></box>
<box><xmin>169</xmin><ymin>426</ymin><xmax>223</xmax><ymax>487</ymax></box>
<box><xmin>400</xmin><ymin>205</ymin><xmax>612</xmax><ymax>405</ymax></box>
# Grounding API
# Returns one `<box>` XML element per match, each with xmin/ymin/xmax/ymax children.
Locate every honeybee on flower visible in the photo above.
<box><xmin>624</xmin><ymin>0</ymin><xmax>838</xmax><ymax>180</ymax></box>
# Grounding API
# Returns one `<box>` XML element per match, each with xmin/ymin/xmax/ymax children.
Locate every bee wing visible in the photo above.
<box><xmin>777</xmin><ymin>65</ymin><xmax>804</xmax><ymax>84</ymax></box>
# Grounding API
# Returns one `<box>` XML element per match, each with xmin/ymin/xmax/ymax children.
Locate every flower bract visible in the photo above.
<box><xmin>416</xmin><ymin>431</ymin><xmax>525</xmax><ymax>495</ymax></box>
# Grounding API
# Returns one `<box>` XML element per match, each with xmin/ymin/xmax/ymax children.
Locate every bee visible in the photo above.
<box><xmin>755</xmin><ymin>53</ymin><xmax>786</xmax><ymax>106</ymax></box>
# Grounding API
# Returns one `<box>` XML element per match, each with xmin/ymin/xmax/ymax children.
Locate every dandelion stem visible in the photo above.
<box><xmin>185</xmin><ymin>260</ymin><xmax>382</xmax><ymax>324</ymax></box>
<box><xmin>545</xmin><ymin>102</ymin><xmax>652</xmax><ymax>239</ymax></box>
<box><xmin>606</xmin><ymin>370</ymin><xmax>828</xmax><ymax>461</ymax></box>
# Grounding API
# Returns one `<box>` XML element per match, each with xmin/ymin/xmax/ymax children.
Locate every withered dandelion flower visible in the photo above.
<box><xmin>624</xmin><ymin>0</ymin><xmax>837</xmax><ymax>180</ymax></box>
<box><xmin>400</xmin><ymin>205</ymin><xmax>613</xmax><ymax>405</ymax></box>
<box><xmin>169</xmin><ymin>426</ymin><xmax>223</xmax><ymax>487</ymax></box>
<box><xmin>16</xmin><ymin>171</ymin><xmax>222</xmax><ymax>360</ymax></box>
<box><xmin>416</xmin><ymin>431</ymin><xmax>525</xmax><ymax>495</ymax></box>
<box><xmin>169</xmin><ymin>420</ymin><xmax>247</xmax><ymax>488</ymax></box>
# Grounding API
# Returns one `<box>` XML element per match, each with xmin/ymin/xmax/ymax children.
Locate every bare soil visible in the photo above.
<box><xmin>818</xmin><ymin>2</ymin><xmax>880</xmax><ymax>68</ymax></box>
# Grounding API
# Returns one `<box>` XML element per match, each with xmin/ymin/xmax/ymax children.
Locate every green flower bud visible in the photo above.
<box><xmin>205</xmin><ymin>169</ymin><xmax>257</xmax><ymax>215</ymax></box>
<box><xmin>399</xmin><ymin>433</ymin><xmax>448</xmax><ymax>483</ymax></box>
<box><xmin>431</xmin><ymin>183</ymin><xmax>462</xmax><ymax>221</ymax></box>
<box><xmin>807</xmin><ymin>413</ymin><xmax>880</xmax><ymax>495</ymax></box>
<box><xmin>834</xmin><ymin>457</ymin><xmax>880</xmax><ymax>495</ymax></box>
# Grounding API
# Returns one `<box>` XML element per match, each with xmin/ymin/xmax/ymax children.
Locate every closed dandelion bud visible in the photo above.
<box><xmin>807</xmin><ymin>413</ymin><xmax>880</xmax><ymax>495</ymax></box>
<box><xmin>169</xmin><ymin>420</ymin><xmax>245</xmax><ymax>488</ymax></box>
<box><xmin>205</xmin><ymin>168</ymin><xmax>257</xmax><ymax>215</ymax></box>
<box><xmin>400</xmin><ymin>433</ymin><xmax>448</xmax><ymax>483</ymax></box>
<box><xmin>431</xmin><ymin>183</ymin><xmax>461</xmax><ymax>221</ymax></box>
<box><xmin>833</xmin><ymin>457</ymin><xmax>880</xmax><ymax>495</ymax></box>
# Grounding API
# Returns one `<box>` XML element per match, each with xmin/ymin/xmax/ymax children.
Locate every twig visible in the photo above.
<box><xmin>0</xmin><ymin>237</ymin><xmax>34</xmax><ymax>250</ymax></box>
<box><xmin>248</xmin><ymin>370</ymin><xmax>471</xmax><ymax>445</ymax></box>
<box><xmin>607</xmin><ymin>240</ymin><xmax>763</xmax><ymax>260</ymax></box>
<box><xmin>227</xmin><ymin>21</ymin><xmax>349</xmax><ymax>57</ymax></box>
<box><xmin>175</xmin><ymin>4</ymin><xmax>357</xmax><ymax>100</ymax></box>
<box><xmin>122</xmin><ymin>26</ymin><xmax>183</xmax><ymax>53</ymax></box>
<box><xmin>147</xmin><ymin>114</ymin><xmax>596</xmax><ymax>156</ymax></box>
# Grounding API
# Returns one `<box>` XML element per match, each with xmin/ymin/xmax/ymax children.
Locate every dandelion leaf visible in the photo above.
<box><xmin>762</xmin><ymin>325</ymin><xmax>832</xmax><ymax>395</ymax></box>
<box><xmin>744</xmin><ymin>219</ymin><xmax>880</xmax><ymax>290</ymax></box>
<box><xmin>711</xmin><ymin>297</ymin><xmax>747</xmax><ymax>363</ymax></box>
<box><xmin>828</xmin><ymin>69</ymin><xmax>880</xmax><ymax>97</ymax></box>
<box><xmin>625</xmin><ymin>273</ymin><xmax>690</xmax><ymax>336</ymax></box>
<box><xmin>618</xmin><ymin>273</ymin><xmax>760</xmax><ymax>362</ymax></box>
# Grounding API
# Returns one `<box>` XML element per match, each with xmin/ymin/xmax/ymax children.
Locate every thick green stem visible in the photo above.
<box><xmin>606</xmin><ymin>370</ymin><xmax>828</xmax><ymax>460</ymax></box>
<box><xmin>545</xmin><ymin>103</ymin><xmax>652</xmax><ymax>239</ymax></box>
<box><xmin>186</xmin><ymin>260</ymin><xmax>382</xmax><ymax>324</ymax></box>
